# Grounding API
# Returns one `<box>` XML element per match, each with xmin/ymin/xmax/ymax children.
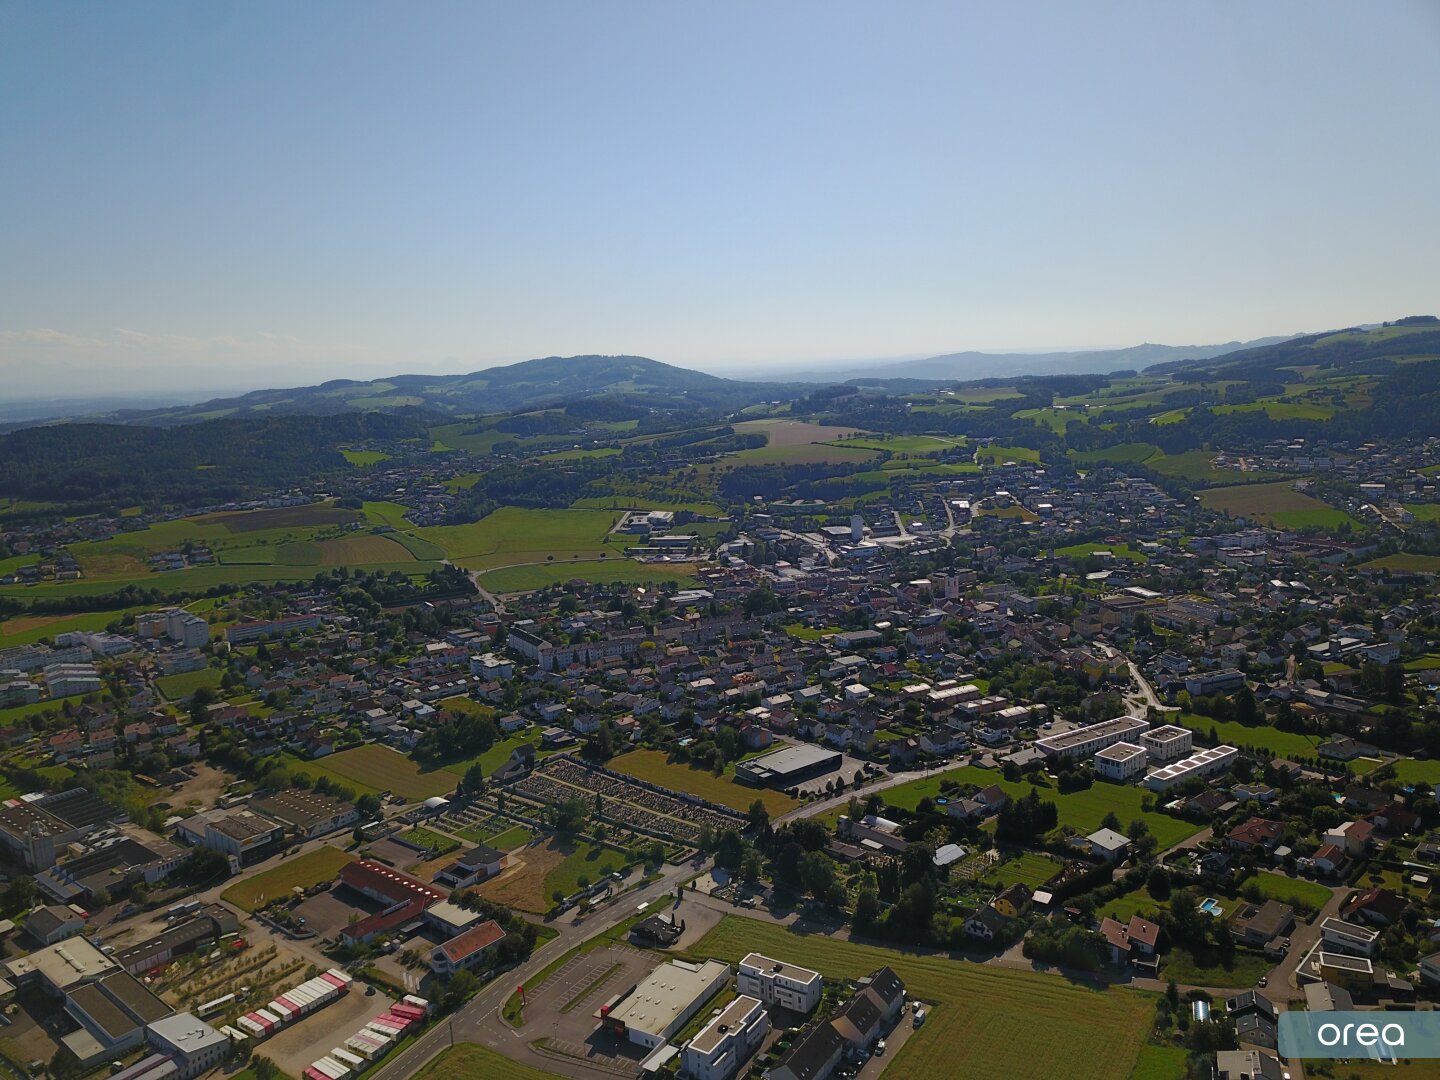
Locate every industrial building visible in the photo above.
<box><xmin>604</xmin><ymin>959</ymin><xmax>730</xmax><ymax>1049</ymax></box>
<box><xmin>1035</xmin><ymin>715</ymin><xmax>1148</xmax><ymax>760</ymax></box>
<box><xmin>734</xmin><ymin>744</ymin><xmax>842</xmax><ymax>788</ymax></box>
<box><xmin>1144</xmin><ymin>745</ymin><xmax>1239</xmax><ymax>792</ymax></box>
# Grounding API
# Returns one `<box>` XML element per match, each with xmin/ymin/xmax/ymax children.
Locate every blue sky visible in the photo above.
<box><xmin>2</xmin><ymin>0</ymin><xmax>1438</xmax><ymax>397</ymax></box>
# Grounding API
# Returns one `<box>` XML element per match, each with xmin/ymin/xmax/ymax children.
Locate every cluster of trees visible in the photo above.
<box><xmin>413</xmin><ymin>708</ymin><xmax>500</xmax><ymax>764</ymax></box>
<box><xmin>995</xmin><ymin>789</ymin><xmax>1060</xmax><ymax>843</ymax></box>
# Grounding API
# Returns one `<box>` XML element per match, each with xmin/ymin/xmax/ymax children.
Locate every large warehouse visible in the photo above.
<box><xmin>734</xmin><ymin>744</ymin><xmax>842</xmax><ymax>788</ymax></box>
<box><xmin>604</xmin><ymin>959</ymin><xmax>731</xmax><ymax>1049</ymax></box>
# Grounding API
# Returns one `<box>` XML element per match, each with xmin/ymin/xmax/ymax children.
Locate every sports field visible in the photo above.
<box><xmin>478</xmin><ymin>560</ymin><xmax>700</xmax><ymax>593</ymax></box>
<box><xmin>1200</xmin><ymin>481</ymin><xmax>1359</xmax><ymax>530</ymax></box>
<box><xmin>689</xmin><ymin>917</ymin><xmax>1156</xmax><ymax>1080</ymax></box>
<box><xmin>413</xmin><ymin>507</ymin><xmax>626</xmax><ymax>573</ymax></box>
<box><xmin>285</xmin><ymin>744</ymin><xmax>454</xmax><ymax>800</ymax></box>
<box><xmin>608</xmin><ymin>749</ymin><xmax>798</xmax><ymax>816</ymax></box>
<box><xmin>220</xmin><ymin>846</ymin><xmax>355</xmax><ymax>911</ymax></box>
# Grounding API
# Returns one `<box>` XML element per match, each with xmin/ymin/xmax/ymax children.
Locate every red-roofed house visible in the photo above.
<box><xmin>1226</xmin><ymin>818</ymin><xmax>1284</xmax><ymax>853</ymax></box>
<box><xmin>339</xmin><ymin>859</ymin><xmax>446</xmax><ymax>945</ymax></box>
<box><xmin>429</xmin><ymin>918</ymin><xmax>506</xmax><ymax>975</ymax></box>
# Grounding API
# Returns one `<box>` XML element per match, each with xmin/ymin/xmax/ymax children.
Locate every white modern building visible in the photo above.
<box><xmin>1036</xmin><ymin>715</ymin><xmax>1148</xmax><ymax>760</ymax></box>
<box><xmin>1141</xmin><ymin>724</ymin><xmax>1193</xmax><ymax>763</ymax></box>
<box><xmin>737</xmin><ymin>953</ymin><xmax>823</xmax><ymax>1014</ymax></box>
<box><xmin>1144</xmin><ymin>745</ymin><xmax>1239</xmax><ymax>792</ymax></box>
<box><xmin>1093</xmin><ymin>742</ymin><xmax>1148</xmax><ymax>782</ymax></box>
<box><xmin>681</xmin><ymin>994</ymin><xmax>768</xmax><ymax>1080</ymax></box>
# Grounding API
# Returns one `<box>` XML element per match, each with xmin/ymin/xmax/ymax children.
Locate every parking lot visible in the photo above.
<box><xmin>292</xmin><ymin>886</ymin><xmax>388</xmax><ymax>940</ymax></box>
<box><xmin>512</xmin><ymin>944</ymin><xmax>657</xmax><ymax>1072</ymax></box>
<box><xmin>262</xmin><ymin>983</ymin><xmax>398</xmax><ymax>1077</ymax></box>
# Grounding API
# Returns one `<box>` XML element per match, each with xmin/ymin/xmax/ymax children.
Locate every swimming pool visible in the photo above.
<box><xmin>1199</xmin><ymin>897</ymin><xmax>1224</xmax><ymax>916</ymax></box>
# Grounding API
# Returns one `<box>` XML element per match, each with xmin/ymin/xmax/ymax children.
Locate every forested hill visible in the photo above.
<box><xmin>1149</xmin><ymin>317</ymin><xmax>1440</xmax><ymax>381</ymax></box>
<box><xmin>0</xmin><ymin>412</ymin><xmax>427</xmax><ymax>511</ymax></box>
<box><xmin>86</xmin><ymin>355</ymin><xmax>797</xmax><ymax>425</ymax></box>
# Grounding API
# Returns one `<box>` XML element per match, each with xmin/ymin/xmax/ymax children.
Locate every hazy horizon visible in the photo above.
<box><xmin>3</xmin><ymin>1</ymin><xmax>1437</xmax><ymax>398</ymax></box>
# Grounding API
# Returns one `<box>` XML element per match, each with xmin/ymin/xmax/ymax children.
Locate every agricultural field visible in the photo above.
<box><xmin>834</xmin><ymin>434</ymin><xmax>967</xmax><ymax>454</ymax></box>
<box><xmin>412</xmin><ymin>507</ymin><xmax>625</xmax><ymax>573</ymax></box>
<box><xmin>0</xmin><ymin>606</ymin><xmax>150</xmax><ymax>647</ymax></box>
<box><xmin>284</xmin><ymin>744</ymin><xmax>454</xmax><ymax>800</ymax></box>
<box><xmin>1129</xmin><ymin>1044</ymin><xmax>1190</xmax><ymax>1080</ymax></box>
<box><xmin>1176</xmin><ymin>714</ymin><xmax>1325</xmax><ymax>758</ymax></box>
<box><xmin>361</xmin><ymin>501</ymin><xmax>415</xmax><ymax>530</ymax></box>
<box><xmin>0</xmin><ymin>501</ymin><xmax>443</xmax><ymax>599</ymax></box>
<box><xmin>608</xmin><ymin>749</ymin><xmax>798</xmax><ymax>817</ymax></box>
<box><xmin>881</xmin><ymin>766</ymin><xmax>1202</xmax><ymax>849</ymax></box>
<box><xmin>219</xmin><ymin>846</ymin><xmax>355</xmax><ymax>912</ymax></box>
<box><xmin>1362</xmin><ymin>553</ymin><xmax>1440</xmax><ymax>575</ymax></box>
<box><xmin>1213</xmin><ymin>399</ymin><xmax>1335</xmax><ymax>421</ymax></box>
<box><xmin>732</xmin><ymin>418</ymin><xmax>863</xmax><ymax>445</ymax></box>
<box><xmin>478</xmin><ymin>559</ymin><xmax>700</xmax><ymax>594</ymax></box>
<box><xmin>154</xmin><ymin>666</ymin><xmax>225</xmax><ymax>700</ymax></box>
<box><xmin>341</xmin><ymin>450</ymin><xmax>390</xmax><ymax>466</ymax></box>
<box><xmin>1200</xmin><ymin>481</ymin><xmax>1359</xmax><ymax>530</ymax></box>
<box><xmin>1402</xmin><ymin>503</ymin><xmax>1440</xmax><ymax>523</ymax></box>
<box><xmin>974</xmin><ymin>444</ymin><xmax>1040</xmax><ymax>464</ymax></box>
<box><xmin>721</xmin><ymin>441</ymin><xmax>880</xmax><ymax>467</ymax></box>
<box><xmin>1145</xmin><ymin>449</ymin><xmax>1274</xmax><ymax>485</ymax></box>
<box><xmin>1070</xmin><ymin>442</ymin><xmax>1160</xmax><ymax>466</ymax></box>
<box><xmin>689</xmin><ymin>917</ymin><xmax>1156</xmax><ymax>1080</ymax></box>
<box><xmin>1013</xmin><ymin>406</ymin><xmax>1089</xmax><ymax>433</ymax></box>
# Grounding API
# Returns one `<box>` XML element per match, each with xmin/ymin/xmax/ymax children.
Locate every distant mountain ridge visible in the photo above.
<box><xmin>819</xmin><ymin>336</ymin><xmax>1298</xmax><ymax>382</ymax></box>
<box><xmin>81</xmin><ymin>354</ymin><xmax>797</xmax><ymax>426</ymax></box>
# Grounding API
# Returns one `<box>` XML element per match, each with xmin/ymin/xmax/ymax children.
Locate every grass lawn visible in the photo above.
<box><xmin>413</xmin><ymin>507</ymin><xmax>625</xmax><ymax>573</ymax></box>
<box><xmin>155</xmin><ymin>666</ymin><xmax>225</xmax><ymax>700</ymax></box>
<box><xmin>286</xmin><ymin>744</ymin><xmax>454</xmax><ymax>800</ymax></box>
<box><xmin>882</xmin><ymin>766</ymin><xmax>1202</xmax><ymax>849</ymax></box>
<box><xmin>413</xmin><ymin>1044</ymin><xmax>556</xmax><ymax>1080</ymax></box>
<box><xmin>1247</xmin><ymin>871</ymin><xmax>1334</xmax><ymax>912</ymax></box>
<box><xmin>1161</xmin><ymin>945</ymin><xmax>1271</xmax><ymax>988</ymax></box>
<box><xmin>689</xmin><ymin>917</ymin><xmax>1156</xmax><ymax>1080</ymax></box>
<box><xmin>1053</xmin><ymin>541</ymin><xmax>1150</xmax><ymax>563</ymax></box>
<box><xmin>1200</xmin><ymin>481</ymin><xmax>1360</xmax><ymax>531</ymax></box>
<box><xmin>782</xmin><ymin>623</ymin><xmax>843</xmax><ymax>641</ymax></box>
<box><xmin>607</xmin><ymin>748</ymin><xmax>798</xmax><ymax>817</ymax></box>
<box><xmin>402</xmin><ymin>826</ymin><xmax>461</xmax><ymax>856</ymax></box>
<box><xmin>984</xmin><ymin>852</ymin><xmax>1062</xmax><ymax>890</ymax></box>
<box><xmin>544</xmin><ymin>841</ymin><xmax>627</xmax><ymax>897</ymax></box>
<box><xmin>1177</xmin><ymin>713</ymin><xmax>1325</xmax><ymax>758</ymax></box>
<box><xmin>485</xmin><ymin>825</ymin><xmax>533</xmax><ymax>851</ymax></box>
<box><xmin>478</xmin><ymin>560</ymin><xmax>700</xmax><ymax>593</ymax></box>
<box><xmin>220</xmin><ymin>846</ymin><xmax>355</xmax><ymax>911</ymax></box>
<box><xmin>1392</xmin><ymin>758</ymin><xmax>1440</xmax><ymax>786</ymax></box>
<box><xmin>438</xmin><ymin>734</ymin><xmax>539</xmax><ymax>778</ymax></box>
<box><xmin>1129</xmin><ymin>1043</ymin><xmax>1190</xmax><ymax>1080</ymax></box>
